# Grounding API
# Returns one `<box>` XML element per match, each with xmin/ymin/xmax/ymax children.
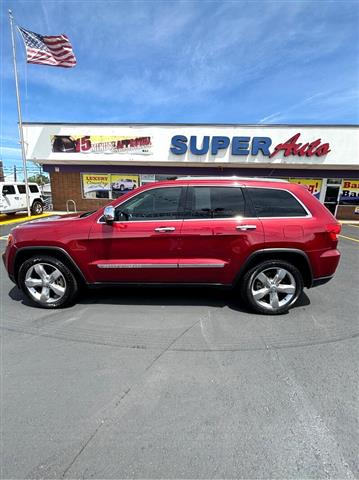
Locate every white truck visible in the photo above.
<box><xmin>0</xmin><ymin>182</ymin><xmax>44</xmax><ymax>215</ymax></box>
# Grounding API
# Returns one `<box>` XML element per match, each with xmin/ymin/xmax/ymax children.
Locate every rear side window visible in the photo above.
<box><xmin>29</xmin><ymin>185</ymin><xmax>39</xmax><ymax>193</ymax></box>
<box><xmin>247</xmin><ymin>188</ymin><xmax>308</xmax><ymax>217</ymax></box>
<box><xmin>17</xmin><ymin>185</ymin><xmax>26</xmax><ymax>194</ymax></box>
<box><xmin>187</xmin><ymin>187</ymin><xmax>245</xmax><ymax>218</ymax></box>
<box><xmin>2</xmin><ymin>185</ymin><xmax>16</xmax><ymax>195</ymax></box>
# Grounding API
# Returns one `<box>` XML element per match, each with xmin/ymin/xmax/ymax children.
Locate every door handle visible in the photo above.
<box><xmin>154</xmin><ymin>227</ymin><xmax>176</xmax><ymax>232</ymax></box>
<box><xmin>236</xmin><ymin>224</ymin><xmax>257</xmax><ymax>231</ymax></box>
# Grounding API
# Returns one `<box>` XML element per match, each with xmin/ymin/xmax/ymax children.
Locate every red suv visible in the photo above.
<box><xmin>3</xmin><ymin>178</ymin><xmax>341</xmax><ymax>314</ymax></box>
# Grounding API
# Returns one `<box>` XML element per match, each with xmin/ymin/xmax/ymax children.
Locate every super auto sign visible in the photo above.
<box><xmin>170</xmin><ymin>133</ymin><xmax>331</xmax><ymax>158</ymax></box>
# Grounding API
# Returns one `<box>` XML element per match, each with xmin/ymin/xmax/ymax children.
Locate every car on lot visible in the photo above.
<box><xmin>2</xmin><ymin>177</ymin><xmax>341</xmax><ymax>314</ymax></box>
<box><xmin>0</xmin><ymin>182</ymin><xmax>44</xmax><ymax>215</ymax></box>
<box><xmin>112</xmin><ymin>178</ymin><xmax>137</xmax><ymax>191</ymax></box>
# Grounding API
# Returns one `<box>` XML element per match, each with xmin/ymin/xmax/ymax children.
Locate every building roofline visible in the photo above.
<box><xmin>21</xmin><ymin>122</ymin><xmax>359</xmax><ymax>128</ymax></box>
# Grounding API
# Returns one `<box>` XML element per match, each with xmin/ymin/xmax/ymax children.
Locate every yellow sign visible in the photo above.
<box><xmin>340</xmin><ymin>180</ymin><xmax>359</xmax><ymax>205</ymax></box>
<box><xmin>82</xmin><ymin>174</ymin><xmax>111</xmax><ymax>199</ymax></box>
<box><xmin>289</xmin><ymin>178</ymin><xmax>322</xmax><ymax>198</ymax></box>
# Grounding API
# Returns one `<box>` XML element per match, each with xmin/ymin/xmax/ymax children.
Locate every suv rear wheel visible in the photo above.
<box><xmin>18</xmin><ymin>255</ymin><xmax>78</xmax><ymax>308</ymax></box>
<box><xmin>240</xmin><ymin>260</ymin><xmax>303</xmax><ymax>315</ymax></box>
<box><xmin>31</xmin><ymin>200</ymin><xmax>43</xmax><ymax>215</ymax></box>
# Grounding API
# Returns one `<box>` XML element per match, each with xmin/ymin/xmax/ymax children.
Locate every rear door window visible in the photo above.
<box><xmin>186</xmin><ymin>186</ymin><xmax>246</xmax><ymax>218</ymax></box>
<box><xmin>17</xmin><ymin>185</ymin><xmax>26</xmax><ymax>194</ymax></box>
<box><xmin>29</xmin><ymin>185</ymin><xmax>39</xmax><ymax>193</ymax></box>
<box><xmin>247</xmin><ymin>188</ymin><xmax>308</xmax><ymax>217</ymax></box>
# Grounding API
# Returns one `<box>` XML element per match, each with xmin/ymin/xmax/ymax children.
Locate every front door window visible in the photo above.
<box><xmin>114</xmin><ymin>187</ymin><xmax>184</xmax><ymax>221</ymax></box>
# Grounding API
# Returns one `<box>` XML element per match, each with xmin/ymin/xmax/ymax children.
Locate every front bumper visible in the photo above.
<box><xmin>2</xmin><ymin>249</ymin><xmax>16</xmax><ymax>284</ymax></box>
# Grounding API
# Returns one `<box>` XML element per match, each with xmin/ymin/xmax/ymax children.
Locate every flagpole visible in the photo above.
<box><xmin>9</xmin><ymin>9</ymin><xmax>31</xmax><ymax>217</ymax></box>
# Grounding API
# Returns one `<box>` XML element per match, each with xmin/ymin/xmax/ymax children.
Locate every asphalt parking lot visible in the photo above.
<box><xmin>1</xmin><ymin>223</ymin><xmax>358</xmax><ymax>479</ymax></box>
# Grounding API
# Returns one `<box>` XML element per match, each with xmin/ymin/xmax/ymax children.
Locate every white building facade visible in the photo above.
<box><xmin>23</xmin><ymin>123</ymin><xmax>359</xmax><ymax>219</ymax></box>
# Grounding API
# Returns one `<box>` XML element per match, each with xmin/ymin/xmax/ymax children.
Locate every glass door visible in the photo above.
<box><xmin>324</xmin><ymin>184</ymin><xmax>341</xmax><ymax>214</ymax></box>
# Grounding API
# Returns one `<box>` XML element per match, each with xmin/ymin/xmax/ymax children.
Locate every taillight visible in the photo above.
<box><xmin>326</xmin><ymin>223</ymin><xmax>341</xmax><ymax>241</ymax></box>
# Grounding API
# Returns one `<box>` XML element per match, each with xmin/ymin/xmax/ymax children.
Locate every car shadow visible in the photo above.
<box><xmin>8</xmin><ymin>284</ymin><xmax>311</xmax><ymax>314</ymax></box>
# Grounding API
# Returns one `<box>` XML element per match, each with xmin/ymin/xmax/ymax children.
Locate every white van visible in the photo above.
<box><xmin>0</xmin><ymin>182</ymin><xmax>44</xmax><ymax>216</ymax></box>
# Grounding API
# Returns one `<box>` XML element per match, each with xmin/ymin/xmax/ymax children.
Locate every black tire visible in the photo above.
<box><xmin>240</xmin><ymin>260</ymin><xmax>303</xmax><ymax>315</ymax></box>
<box><xmin>18</xmin><ymin>255</ymin><xmax>79</xmax><ymax>309</ymax></box>
<box><xmin>31</xmin><ymin>200</ymin><xmax>43</xmax><ymax>215</ymax></box>
<box><xmin>119</xmin><ymin>184</ymin><xmax>125</xmax><ymax>191</ymax></box>
<box><xmin>5</xmin><ymin>212</ymin><xmax>16</xmax><ymax>216</ymax></box>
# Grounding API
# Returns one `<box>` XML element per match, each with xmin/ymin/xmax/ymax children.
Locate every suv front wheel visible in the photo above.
<box><xmin>18</xmin><ymin>255</ymin><xmax>78</xmax><ymax>308</ymax></box>
<box><xmin>240</xmin><ymin>260</ymin><xmax>303</xmax><ymax>315</ymax></box>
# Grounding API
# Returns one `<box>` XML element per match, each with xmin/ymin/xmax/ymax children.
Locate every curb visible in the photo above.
<box><xmin>0</xmin><ymin>211</ymin><xmax>68</xmax><ymax>226</ymax></box>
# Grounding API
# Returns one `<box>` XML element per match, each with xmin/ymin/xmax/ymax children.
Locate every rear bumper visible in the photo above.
<box><xmin>309</xmin><ymin>248</ymin><xmax>341</xmax><ymax>279</ymax></box>
<box><xmin>311</xmin><ymin>275</ymin><xmax>334</xmax><ymax>288</ymax></box>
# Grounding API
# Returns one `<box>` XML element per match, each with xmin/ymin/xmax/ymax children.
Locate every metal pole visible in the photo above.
<box><xmin>9</xmin><ymin>9</ymin><xmax>31</xmax><ymax>216</ymax></box>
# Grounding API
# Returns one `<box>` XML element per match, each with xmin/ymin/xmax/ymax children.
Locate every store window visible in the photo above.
<box><xmin>82</xmin><ymin>174</ymin><xmax>140</xmax><ymax>199</ymax></box>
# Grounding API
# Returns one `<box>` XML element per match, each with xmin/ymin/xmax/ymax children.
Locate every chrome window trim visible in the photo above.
<box><xmin>97</xmin><ymin>184</ymin><xmax>312</xmax><ymax>223</ymax></box>
<box><xmin>98</xmin><ymin>218</ymin><xmax>184</xmax><ymax>224</ymax></box>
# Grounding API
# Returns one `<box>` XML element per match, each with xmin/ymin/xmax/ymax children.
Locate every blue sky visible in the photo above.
<box><xmin>1</xmin><ymin>0</ymin><xmax>358</xmax><ymax>178</ymax></box>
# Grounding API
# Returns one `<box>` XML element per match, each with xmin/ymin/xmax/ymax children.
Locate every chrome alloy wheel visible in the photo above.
<box><xmin>251</xmin><ymin>267</ymin><xmax>296</xmax><ymax>312</ymax></box>
<box><xmin>24</xmin><ymin>263</ymin><xmax>67</xmax><ymax>305</ymax></box>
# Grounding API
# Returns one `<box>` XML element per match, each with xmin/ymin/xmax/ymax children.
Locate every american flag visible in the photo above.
<box><xmin>18</xmin><ymin>27</ymin><xmax>76</xmax><ymax>68</ymax></box>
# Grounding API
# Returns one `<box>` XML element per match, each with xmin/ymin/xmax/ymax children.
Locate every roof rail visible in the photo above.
<box><xmin>175</xmin><ymin>176</ymin><xmax>289</xmax><ymax>183</ymax></box>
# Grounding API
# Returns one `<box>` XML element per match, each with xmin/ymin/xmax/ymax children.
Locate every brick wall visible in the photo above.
<box><xmin>336</xmin><ymin>205</ymin><xmax>359</xmax><ymax>220</ymax></box>
<box><xmin>50</xmin><ymin>172</ymin><xmax>109</xmax><ymax>211</ymax></box>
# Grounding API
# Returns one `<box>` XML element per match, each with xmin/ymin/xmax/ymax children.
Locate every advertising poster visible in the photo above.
<box><xmin>288</xmin><ymin>178</ymin><xmax>322</xmax><ymax>199</ymax></box>
<box><xmin>51</xmin><ymin>135</ymin><xmax>152</xmax><ymax>155</ymax></box>
<box><xmin>340</xmin><ymin>180</ymin><xmax>359</xmax><ymax>205</ymax></box>
<box><xmin>110</xmin><ymin>174</ymin><xmax>140</xmax><ymax>198</ymax></box>
<box><xmin>82</xmin><ymin>174</ymin><xmax>111</xmax><ymax>199</ymax></box>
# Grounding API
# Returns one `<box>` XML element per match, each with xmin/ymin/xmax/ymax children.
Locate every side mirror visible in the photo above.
<box><xmin>104</xmin><ymin>205</ymin><xmax>115</xmax><ymax>223</ymax></box>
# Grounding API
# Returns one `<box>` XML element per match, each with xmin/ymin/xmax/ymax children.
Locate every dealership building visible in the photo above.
<box><xmin>23</xmin><ymin>123</ymin><xmax>359</xmax><ymax>220</ymax></box>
